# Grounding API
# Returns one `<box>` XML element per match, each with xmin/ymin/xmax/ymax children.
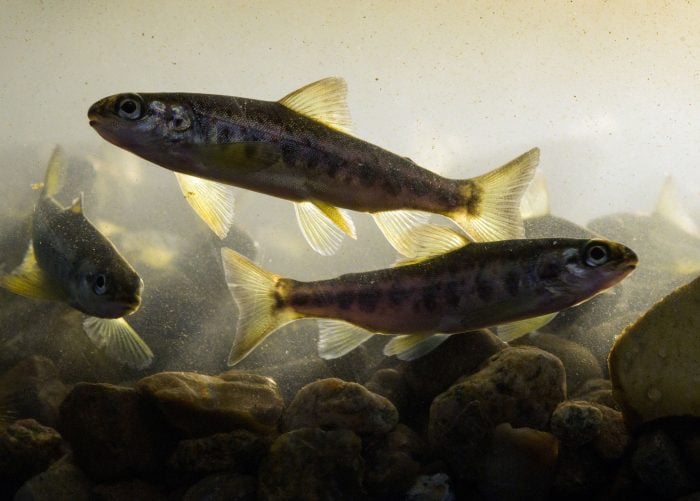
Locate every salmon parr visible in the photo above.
<box><xmin>88</xmin><ymin>78</ymin><xmax>539</xmax><ymax>256</ymax></box>
<box><xmin>220</xmin><ymin>234</ymin><xmax>637</xmax><ymax>365</ymax></box>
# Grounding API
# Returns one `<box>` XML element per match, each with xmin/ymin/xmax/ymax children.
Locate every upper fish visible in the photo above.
<box><xmin>88</xmin><ymin>77</ymin><xmax>539</xmax><ymax>256</ymax></box>
<box><xmin>219</xmin><ymin>226</ymin><xmax>638</xmax><ymax>366</ymax></box>
<box><xmin>0</xmin><ymin>148</ymin><xmax>153</xmax><ymax>369</ymax></box>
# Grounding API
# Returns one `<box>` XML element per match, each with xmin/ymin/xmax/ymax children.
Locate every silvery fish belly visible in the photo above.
<box><xmin>220</xmin><ymin>231</ymin><xmax>638</xmax><ymax>366</ymax></box>
<box><xmin>0</xmin><ymin>148</ymin><xmax>153</xmax><ymax>369</ymax></box>
<box><xmin>88</xmin><ymin>77</ymin><xmax>539</xmax><ymax>256</ymax></box>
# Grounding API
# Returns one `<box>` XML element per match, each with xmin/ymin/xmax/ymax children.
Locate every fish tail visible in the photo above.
<box><xmin>220</xmin><ymin>248</ymin><xmax>299</xmax><ymax>366</ymax></box>
<box><xmin>451</xmin><ymin>147</ymin><xmax>540</xmax><ymax>241</ymax></box>
<box><xmin>42</xmin><ymin>146</ymin><xmax>67</xmax><ymax>198</ymax></box>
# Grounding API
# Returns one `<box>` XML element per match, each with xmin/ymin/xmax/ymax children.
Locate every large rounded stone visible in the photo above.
<box><xmin>183</xmin><ymin>473</ymin><xmax>257</xmax><ymax>501</ymax></box>
<box><xmin>14</xmin><ymin>455</ymin><xmax>93</xmax><ymax>501</ymax></box>
<box><xmin>283</xmin><ymin>378</ymin><xmax>398</xmax><ymax>436</ymax></box>
<box><xmin>59</xmin><ymin>383</ymin><xmax>168</xmax><ymax>481</ymax></box>
<box><xmin>258</xmin><ymin>427</ymin><xmax>365</xmax><ymax>500</ymax></box>
<box><xmin>137</xmin><ymin>371</ymin><xmax>283</xmax><ymax>436</ymax></box>
<box><xmin>609</xmin><ymin>275</ymin><xmax>700</xmax><ymax>427</ymax></box>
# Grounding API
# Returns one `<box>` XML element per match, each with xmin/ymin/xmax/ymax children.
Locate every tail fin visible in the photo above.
<box><xmin>42</xmin><ymin>146</ymin><xmax>66</xmax><ymax>198</ymax></box>
<box><xmin>220</xmin><ymin>248</ymin><xmax>299</xmax><ymax>366</ymax></box>
<box><xmin>450</xmin><ymin>147</ymin><xmax>539</xmax><ymax>241</ymax></box>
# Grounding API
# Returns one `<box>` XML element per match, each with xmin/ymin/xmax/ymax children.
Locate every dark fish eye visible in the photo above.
<box><xmin>93</xmin><ymin>274</ymin><xmax>108</xmax><ymax>295</ymax></box>
<box><xmin>116</xmin><ymin>95</ymin><xmax>143</xmax><ymax>120</ymax></box>
<box><xmin>583</xmin><ymin>242</ymin><xmax>610</xmax><ymax>267</ymax></box>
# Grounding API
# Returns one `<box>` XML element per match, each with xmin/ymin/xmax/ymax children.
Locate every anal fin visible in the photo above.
<box><xmin>175</xmin><ymin>173</ymin><xmax>236</xmax><ymax>239</ymax></box>
<box><xmin>394</xmin><ymin>224</ymin><xmax>470</xmax><ymax>266</ymax></box>
<box><xmin>317</xmin><ymin>319</ymin><xmax>374</xmax><ymax>359</ymax></box>
<box><xmin>295</xmin><ymin>200</ymin><xmax>356</xmax><ymax>256</ymax></box>
<box><xmin>372</xmin><ymin>210</ymin><xmax>431</xmax><ymax>257</ymax></box>
<box><xmin>83</xmin><ymin>317</ymin><xmax>154</xmax><ymax>370</ymax></box>
<box><xmin>383</xmin><ymin>333</ymin><xmax>451</xmax><ymax>361</ymax></box>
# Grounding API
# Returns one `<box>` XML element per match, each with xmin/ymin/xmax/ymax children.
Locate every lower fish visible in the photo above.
<box><xmin>0</xmin><ymin>148</ymin><xmax>153</xmax><ymax>369</ymax></box>
<box><xmin>88</xmin><ymin>77</ymin><xmax>539</xmax><ymax>256</ymax></box>
<box><xmin>220</xmin><ymin>229</ymin><xmax>637</xmax><ymax>365</ymax></box>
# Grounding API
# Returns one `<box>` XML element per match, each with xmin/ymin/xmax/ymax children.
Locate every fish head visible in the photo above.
<box><xmin>536</xmin><ymin>238</ymin><xmax>638</xmax><ymax>303</ymax></box>
<box><xmin>69</xmin><ymin>252</ymin><xmax>144</xmax><ymax>319</ymax></box>
<box><xmin>88</xmin><ymin>93</ymin><xmax>195</xmax><ymax>151</ymax></box>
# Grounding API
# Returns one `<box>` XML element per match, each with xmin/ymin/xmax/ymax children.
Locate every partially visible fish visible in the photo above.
<box><xmin>0</xmin><ymin>148</ymin><xmax>153</xmax><ymax>369</ymax></box>
<box><xmin>220</xmin><ymin>228</ymin><xmax>637</xmax><ymax>366</ymax></box>
<box><xmin>88</xmin><ymin>77</ymin><xmax>539</xmax><ymax>256</ymax></box>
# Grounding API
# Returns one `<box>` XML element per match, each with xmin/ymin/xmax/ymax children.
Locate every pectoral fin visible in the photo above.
<box><xmin>82</xmin><ymin>317</ymin><xmax>154</xmax><ymax>370</ymax></box>
<box><xmin>0</xmin><ymin>242</ymin><xmax>65</xmax><ymax>301</ymax></box>
<box><xmin>295</xmin><ymin>200</ymin><xmax>356</xmax><ymax>256</ymax></box>
<box><xmin>495</xmin><ymin>312</ymin><xmax>558</xmax><ymax>342</ymax></box>
<box><xmin>279</xmin><ymin>77</ymin><xmax>353</xmax><ymax>134</ymax></box>
<box><xmin>175</xmin><ymin>173</ymin><xmax>236</xmax><ymax>239</ymax></box>
<box><xmin>317</xmin><ymin>319</ymin><xmax>374</xmax><ymax>359</ymax></box>
<box><xmin>383</xmin><ymin>333</ymin><xmax>451</xmax><ymax>361</ymax></box>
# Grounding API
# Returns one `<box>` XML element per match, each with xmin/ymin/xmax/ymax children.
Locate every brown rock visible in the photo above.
<box><xmin>572</xmin><ymin>378</ymin><xmax>619</xmax><ymax>410</ymax></box>
<box><xmin>283</xmin><ymin>378</ymin><xmax>398</xmax><ymax>436</ymax></box>
<box><xmin>14</xmin><ymin>454</ymin><xmax>93</xmax><ymax>501</ymax></box>
<box><xmin>59</xmin><ymin>383</ymin><xmax>168</xmax><ymax>481</ymax></box>
<box><xmin>138</xmin><ymin>371</ymin><xmax>283</xmax><ymax>436</ymax></box>
<box><xmin>258</xmin><ymin>427</ymin><xmax>365</xmax><ymax>500</ymax></box>
<box><xmin>183</xmin><ymin>473</ymin><xmax>257</xmax><ymax>501</ymax></box>
<box><xmin>364</xmin><ymin>368</ymin><xmax>409</xmax><ymax>414</ymax></box>
<box><xmin>551</xmin><ymin>401</ymin><xmax>604</xmax><ymax>446</ymax></box>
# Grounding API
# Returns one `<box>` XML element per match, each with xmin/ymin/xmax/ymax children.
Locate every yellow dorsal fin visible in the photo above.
<box><xmin>654</xmin><ymin>177</ymin><xmax>700</xmax><ymax>237</ymax></box>
<box><xmin>278</xmin><ymin>77</ymin><xmax>353</xmax><ymax>134</ymax></box>
<box><xmin>0</xmin><ymin>242</ymin><xmax>65</xmax><ymax>301</ymax></box>
<box><xmin>43</xmin><ymin>146</ymin><xmax>66</xmax><ymax>198</ymax></box>
<box><xmin>69</xmin><ymin>194</ymin><xmax>83</xmax><ymax>214</ymax></box>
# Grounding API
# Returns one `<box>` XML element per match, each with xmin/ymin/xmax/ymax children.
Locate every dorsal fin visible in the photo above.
<box><xmin>654</xmin><ymin>177</ymin><xmax>700</xmax><ymax>237</ymax></box>
<box><xmin>43</xmin><ymin>146</ymin><xmax>66</xmax><ymax>198</ymax></box>
<box><xmin>278</xmin><ymin>77</ymin><xmax>353</xmax><ymax>134</ymax></box>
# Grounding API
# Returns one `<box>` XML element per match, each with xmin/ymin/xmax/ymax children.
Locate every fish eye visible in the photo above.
<box><xmin>93</xmin><ymin>274</ymin><xmax>108</xmax><ymax>295</ymax></box>
<box><xmin>116</xmin><ymin>95</ymin><xmax>143</xmax><ymax>120</ymax></box>
<box><xmin>583</xmin><ymin>242</ymin><xmax>610</xmax><ymax>267</ymax></box>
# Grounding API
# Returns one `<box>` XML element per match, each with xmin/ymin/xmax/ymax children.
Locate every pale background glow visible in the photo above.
<box><xmin>2</xmin><ymin>1</ymin><xmax>698</xmax><ymax>272</ymax></box>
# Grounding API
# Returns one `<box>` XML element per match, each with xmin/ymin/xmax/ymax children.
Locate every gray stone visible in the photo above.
<box><xmin>283</xmin><ymin>378</ymin><xmax>398</xmax><ymax>436</ymax></box>
<box><xmin>183</xmin><ymin>473</ymin><xmax>257</xmax><ymax>501</ymax></box>
<box><xmin>551</xmin><ymin>401</ymin><xmax>604</xmax><ymax>446</ymax></box>
<box><xmin>59</xmin><ymin>383</ymin><xmax>167</xmax><ymax>481</ymax></box>
<box><xmin>259</xmin><ymin>427</ymin><xmax>365</xmax><ymax>500</ymax></box>
<box><xmin>138</xmin><ymin>371</ymin><xmax>283</xmax><ymax>436</ymax></box>
<box><xmin>13</xmin><ymin>455</ymin><xmax>92</xmax><ymax>501</ymax></box>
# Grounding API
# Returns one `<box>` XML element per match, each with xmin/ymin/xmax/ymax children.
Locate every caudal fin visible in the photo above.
<box><xmin>220</xmin><ymin>248</ymin><xmax>299</xmax><ymax>366</ymax></box>
<box><xmin>451</xmin><ymin>147</ymin><xmax>539</xmax><ymax>241</ymax></box>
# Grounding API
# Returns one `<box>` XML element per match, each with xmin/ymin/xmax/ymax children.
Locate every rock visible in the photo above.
<box><xmin>0</xmin><ymin>356</ymin><xmax>69</xmax><ymax>428</ymax></box>
<box><xmin>403</xmin><ymin>330</ymin><xmax>506</xmax><ymax>407</ymax></box>
<box><xmin>183</xmin><ymin>473</ymin><xmax>257</xmax><ymax>501</ymax></box>
<box><xmin>429</xmin><ymin>346</ymin><xmax>565</xmax><ymax>482</ymax></box>
<box><xmin>258</xmin><ymin>427</ymin><xmax>365</xmax><ymax>500</ymax></box>
<box><xmin>479</xmin><ymin>423</ymin><xmax>559</xmax><ymax>500</ymax></box>
<box><xmin>551</xmin><ymin>401</ymin><xmax>604</xmax><ymax>446</ymax></box>
<box><xmin>571</xmin><ymin>378</ymin><xmax>619</xmax><ymax>410</ymax></box>
<box><xmin>609</xmin><ymin>275</ymin><xmax>700</xmax><ymax>427</ymax></box>
<box><xmin>59</xmin><ymin>383</ymin><xmax>169</xmax><ymax>481</ymax></box>
<box><xmin>249</xmin><ymin>356</ymin><xmax>336</xmax><ymax>402</ymax></box>
<box><xmin>363</xmin><ymin>424</ymin><xmax>425</xmax><ymax>498</ymax></box>
<box><xmin>138</xmin><ymin>371</ymin><xmax>283</xmax><ymax>436</ymax></box>
<box><xmin>14</xmin><ymin>454</ymin><xmax>93</xmax><ymax>501</ymax></box>
<box><xmin>405</xmin><ymin>473</ymin><xmax>456</xmax><ymax>501</ymax></box>
<box><xmin>553</xmin><ymin>445</ymin><xmax>609</xmax><ymax>498</ymax></box>
<box><xmin>0</xmin><ymin>419</ymin><xmax>65</xmax><ymax>497</ymax></box>
<box><xmin>364</xmin><ymin>368</ymin><xmax>409</xmax><ymax>414</ymax></box>
<box><xmin>631</xmin><ymin>430</ymin><xmax>697</xmax><ymax>498</ymax></box>
<box><xmin>283</xmin><ymin>378</ymin><xmax>398</xmax><ymax>436</ymax></box>
<box><xmin>590</xmin><ymin>403</ymin><xmax>629</xmax><ymax>461</ymax></box>
<box><xmin>90</xmin><ymin>479</ymin><xmax>166</xmax><ymax>501</ymax></box>
<box><xmin>168</xmin><ymin>429</ymin><xmax>270</xmax><ymax>475</ymax></box>
<box><xmin>512</xmin><ymin>332</ymin><xmax>602</xmax><ymax>393</ymax></box>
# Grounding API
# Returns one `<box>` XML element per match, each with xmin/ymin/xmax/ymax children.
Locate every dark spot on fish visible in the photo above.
<box><xmin>475</xmin><ymin>273</ymin><xmax>494</xmax><ymax>302</ymax></box>
<box><xmin>357</xmin><ymin>289</ymin><xmax>381</xmax><ymax>312</ymax></box>
<box><xmin>537</xmin><ymin>260</ymin><xmax>562</xmax><ymax>281</ymax></box>
<box><xmin>216</xmin><ymin>126</ymin><xmax>231</xmax><ymax>144</ymax></box>
<box><xmin>290</xmin><ymin>292</ymin><xmax>310</xmax><ymax>307</ymax></box>
<box><xmin>381</xmin><ymin>176</ymin><xmax>402</xmax><ymax>197</ymax></box>
<box><xmin>421</xmin><ymin>286</ymin><xmax>438</xmax><ymax>311</ymax></box>
<box><xmin>306</xmin><ymin>152</ymin><xmax>319</xmax><ymax>170</ymax></box>
<box><xmin>408</xmin><ymin>177</ymin><xmax>429</xmax><ymax>197</ymax></box>
<box><xmin>463</xmin><ymin>180</ymin><xmax>482</xmax><ymax>216</ymax></box>
<box><xmin>273</xmin><ymin>291</ymin><xmax>285</xmax><ymax>310</ymax></box>
<box><xmin>245</xmin><ymin>142</ymin><xmax>261</xmax><ymax>159</ymax></box>
<box><xmin>444</xmin><ymin>280</ymin><xmax>461</xmax><ymax>308</ymax></box>
<box><xmin>358</xmin><ymin>163</ymin><xmax>376</xmax><ymax>187</ymax></box>
<box><xmin>280</xmin><ymin>143</ymin><xmax>296</xmax><ymax>166</ymax></box>
<box><xmin>504</xmin><ymin>270</ymin><xmax>520</xmax><ymax>296</ymax></box>
<box><xmin>336</xmin><ymin>290</ymin><xmax>354</xmax><ymax>310</ymax></box>
<box><xmin>388</xmin><ymin>285</ymin><xmax>411</xmax><ymax>305</ymax></box>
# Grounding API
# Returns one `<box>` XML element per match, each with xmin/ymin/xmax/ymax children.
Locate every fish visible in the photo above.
<box><xmin>88</xmin><ymin>77</ymin><xmax>539</xmax><ymax>256</ymax></box>
<box><xmin>0</xmin><ymin>148</ymin><xmax>153</xmax><ymax>369</ymax></box>
<box><xmin>219</xmin><ymin>227</ymin><xmax>637</xmax><ymax>365</ymax></box>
